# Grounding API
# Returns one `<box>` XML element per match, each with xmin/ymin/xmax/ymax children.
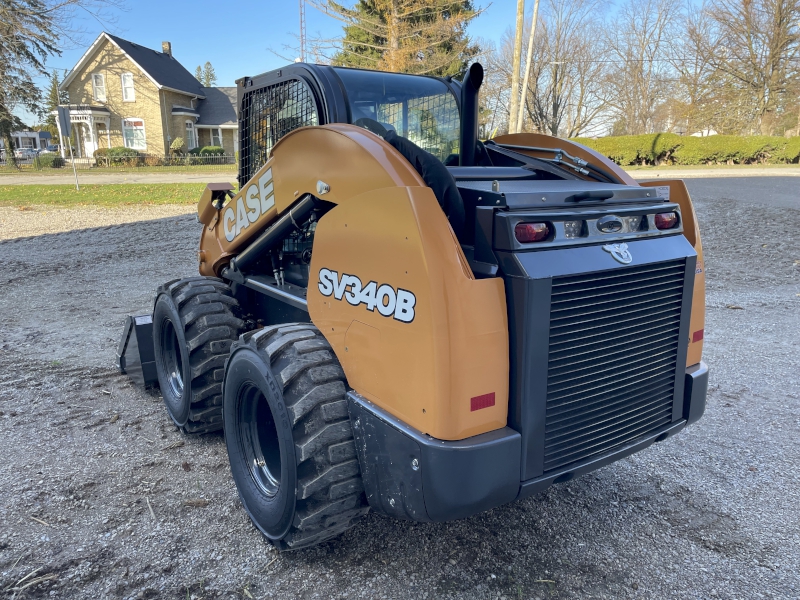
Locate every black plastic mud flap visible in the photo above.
<box><xmin>348</xmin><ymin>392</ymin><xmax>521</xmax><ymax>522</ymax></box>
<box><xmin>117</xmin><ymin>315</ymin><xmax>158</xmax><ymax>388</ymax></box>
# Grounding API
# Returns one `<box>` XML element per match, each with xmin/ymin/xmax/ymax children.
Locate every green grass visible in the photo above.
<box><xmin>625</xmin><ymin>163</ymin><xmax>800</xmax><ymax>171</ymax></box>
<box><xmin>0</xmin><ymin>165</ymin><xmax>236</xmax><ymax>175</ymax></box>
<box><xmin>0</xmin><ymin>184</ymin><xmax>213</xmax><ymax>207</ymax></box>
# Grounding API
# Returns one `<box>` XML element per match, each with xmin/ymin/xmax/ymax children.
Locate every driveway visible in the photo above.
<box><xmin>0</xmin><ymin>177</ymin><xmax>797</xmax><ymax>599</ymax></box>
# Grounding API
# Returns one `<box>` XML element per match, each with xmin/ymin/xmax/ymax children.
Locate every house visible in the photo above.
<box><xmin>58</xmin><ymin>33</ymin><xmax>237</xmax><ymax>159</ymax></box>
<box><xmin>0</xmin><ymin>131</ymin><xmax>51</xmax><ymax>152</ymax></box>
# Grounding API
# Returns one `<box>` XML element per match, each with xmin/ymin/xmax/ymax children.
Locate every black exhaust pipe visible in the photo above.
<box><xmin>459</xmin><ymin>62</ymin><xmax>484</xmax><ymax>167</ymax></box>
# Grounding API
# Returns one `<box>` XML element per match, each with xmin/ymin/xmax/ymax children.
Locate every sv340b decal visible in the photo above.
<box><xmin>318</xmin><ymin>268</ymin><xmax>416</xmax><ymax>323</ymax></box>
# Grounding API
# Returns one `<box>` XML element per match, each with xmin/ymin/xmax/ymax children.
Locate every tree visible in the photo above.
<box><xmin>195</xmin><ymin>61</ymin><xmax>217</xmax><ymax>86</ymax></box>
<box><xmin>40</xmin><ymin>68</ymin><xmax>68</xmax><ymax>142</ymax></box>
<box><xmin>492</xmin><ymin>0</ymin><xmax>609</xmax><ymax>138</ymax></box>
<box><xmin>602</xmin><ymin>0</ymin><xmax>681</xmax><ymax>135</ymax></box>
<box><xmin>309</xmin><ymin>0</ymin><xmax>482</xmax><ymax>77</ymax></box>
<box><xmin>701</xmin><ymin>0</ymin><xmax>800</xmax><ymax>135</ymax></box>
<box><xmin>0</xmin><ymin>0</ymin><xmax>121</xmax><ymax>166</ymax></box>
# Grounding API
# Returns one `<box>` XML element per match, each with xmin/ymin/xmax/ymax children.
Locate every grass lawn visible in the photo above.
<box><xmin>625</xmin><ymin>163</ymin><xmax>800</xmax><ymax>171</ymax></box>
<box><xmin>0</xmin><ymin>165</ymin><xmax>237</xmax><ymax>176</ymax></box>
<box><xmin>0</xmin><ymin>184</ymin><xmax>211</xmax><ymax>207</ymax></box>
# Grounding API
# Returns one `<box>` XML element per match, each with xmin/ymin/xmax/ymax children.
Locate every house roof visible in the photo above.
<box><xmin>197</xmin><ymin>87</ymin><xmax>237</xmax><ymax>126</ymax></box>
<box><xmin>60</xmin><ymin>32</ymin><xmax>205</xmax><ymax>98</ymax></box>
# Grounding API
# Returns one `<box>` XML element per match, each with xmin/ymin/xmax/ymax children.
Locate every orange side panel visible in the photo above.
<box><xmin>307</xmin><ymin>186</ymin><xmax>509</xmax><ymax>441</ymax></box>
<box><xmin>198</xmin><ymin>124</ymin><xmax>425</xmax><ymax>276</ymax></box>
<box><xmin>639</xmin><ymin>180</ymin><xmax>705</xmax><ymax>367</ymax></box>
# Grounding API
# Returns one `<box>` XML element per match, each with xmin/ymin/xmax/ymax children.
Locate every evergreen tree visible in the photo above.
<box><xmin>195</xmin><ymin>62</ymin><xmax>217</xmax><ymax>86</ymax></box>
<box><xmin>202</xmin><ymin>61</ymin><xmax>217</xmax><ymax>86</ymax></box>
<box><xmin>313</xmin><ymin>0</ymin><xmax>481</xmax><ymax>77</ymax></box>
<box><xmin>41</xmin><ymin>69</ymin><xmax>61</xmax><ymax>142</ymax></box>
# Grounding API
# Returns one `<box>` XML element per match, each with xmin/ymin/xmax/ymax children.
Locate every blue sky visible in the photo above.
<box><xmin>19</xmin><ymin>0</ymin><xmax>517</xmax><ymax>124</ymax></box>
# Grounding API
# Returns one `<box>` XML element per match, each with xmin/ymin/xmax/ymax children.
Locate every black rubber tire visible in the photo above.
<box><xmin>153</xmin><ymin>277</ymin><xmax>245</xmax><ymax>434</ymax></box>
<box><xmin>223</xmin><ymin>323</ymin><xmax>369</xmax><ymax>550</ymax></box>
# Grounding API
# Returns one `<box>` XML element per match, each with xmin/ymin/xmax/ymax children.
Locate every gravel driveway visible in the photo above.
<box><xmin>0</xmin><ymin>178</ymin><xmax>798</xmax><ymax>599</ymax></box>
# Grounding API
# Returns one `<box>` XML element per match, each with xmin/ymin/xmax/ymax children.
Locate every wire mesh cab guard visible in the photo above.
<box><xmin>237</xmin><ymin>70</ymin><xmax>323</xmax><ymax>188</ymax></box>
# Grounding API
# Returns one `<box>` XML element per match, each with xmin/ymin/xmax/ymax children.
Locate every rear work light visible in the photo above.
<box><xmin>515</xmin><ymin>222</ymin><xmax>550</xmax><ymax>243</ymax></box>
<box><xmin>655</xmin><ymin>212</ymin><xmax>679</xmax><ymax>230</ymax></box>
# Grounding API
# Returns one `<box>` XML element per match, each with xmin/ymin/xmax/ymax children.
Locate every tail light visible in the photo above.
<box><xmin>515</xmin><ymin>222</ymin><xmax>550</xmax><ymax>243</ymax></box>
<box><xmin>655</xmin><ymin>212</ymin><xmax>679</xmax><ymax>230</ymax></box>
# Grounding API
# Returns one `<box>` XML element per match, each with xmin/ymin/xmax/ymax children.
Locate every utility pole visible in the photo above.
<box><xmin>509</xmin><ymin>0</ymin><xmax>526</xmax><ymax>134</ymax></box>
<box><xmin>299</xmin><ymin>0</ymin><xmax>307</xmax><ymax>62</ymax></box>
<box><xmin>516</xmin><ymin>0</ymin><xmax>541</xmax><ymax>134</ymax></box>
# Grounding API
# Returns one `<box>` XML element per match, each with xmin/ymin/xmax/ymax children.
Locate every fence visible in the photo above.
<box><xmin>0</xmin><ymin>153</ymin><xmax>238</xmax><ymax>172</ymax></box>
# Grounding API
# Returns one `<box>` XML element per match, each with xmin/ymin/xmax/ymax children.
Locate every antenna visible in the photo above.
<box><xmin>299</xmin><ymin>0</ymin><xmax>307</xmax><ymax>63</ymax></box>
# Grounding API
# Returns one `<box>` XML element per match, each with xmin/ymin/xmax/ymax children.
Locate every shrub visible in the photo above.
<box><xmin>198</xmin><ymin>145</ymin><xmax>225</xmax><ymax>156</ymax></box>
<box><xmin>36</xmin><ymin>153</ymin><xmax>65</xmax><ymax>169</ymax></box>
<box><xmin>170</xmin><ymin>137</ymin><xmax>186</xmax><ymax>154</ymax></box>
<box><xmin>573</xmin><ymin>134</ymin><xmax>800</xmax><ymax>166</ymax></box>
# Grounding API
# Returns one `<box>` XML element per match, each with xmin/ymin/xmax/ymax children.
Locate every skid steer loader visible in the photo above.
<box><xmin>118</xmin><ymin>62</ymin><xmax>708</xmax><ymax>550</ymax></box>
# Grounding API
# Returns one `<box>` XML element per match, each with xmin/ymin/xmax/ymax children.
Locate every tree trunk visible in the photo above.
<box><xmin>2</xmin><ymin>130</ymin><xmax>18</xmax><ymax>169</ymax></box>
<box><xmin>509</xmin><ymin>0</ymin><xmax>526</xmax><ymax>134</ymax></box>
<box><xmin>387</xmin><ymin>0</ymin><xmax>401</xmax><ymax>72</ymax></box>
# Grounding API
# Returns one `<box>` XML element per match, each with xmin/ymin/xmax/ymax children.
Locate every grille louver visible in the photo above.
<box><xmin>543</xmin><ymin>259</ymin><xmax>686</xmax><ymax>472</ymax></box>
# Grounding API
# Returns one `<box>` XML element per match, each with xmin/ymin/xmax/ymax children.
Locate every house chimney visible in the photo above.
<box><xmin>162</xmin><ymin>41</ymin><xmax>172</xmax><ymax>57</ymax></box>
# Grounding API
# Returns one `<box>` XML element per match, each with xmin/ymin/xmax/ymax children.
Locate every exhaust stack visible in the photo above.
<box><xmin>459</xmin><ymin>62</ymin><xmax>484</xmax><ymax>166</ymax></box>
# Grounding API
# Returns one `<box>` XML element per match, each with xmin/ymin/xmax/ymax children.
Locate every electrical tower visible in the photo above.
<box><xmin>299</xmin><ymin>0</ymin><xmax>307</xmax><ymax>63</ymax></box>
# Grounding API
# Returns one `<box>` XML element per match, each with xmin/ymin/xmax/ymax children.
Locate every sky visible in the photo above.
<box><xmin>17</xmin><ymin>0</ymin><xmax>519</xmax><ymax>124</ymax></box>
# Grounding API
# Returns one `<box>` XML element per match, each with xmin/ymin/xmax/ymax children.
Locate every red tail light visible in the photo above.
<box><xmin>655</xmin><ymin>212</ymin><xmax>678</xmax><ymax>230</ymax></box>
<box><xmin>515</xmin><ymin>222</ymin><xmax>550</xmax><ymax>243</ymax></box>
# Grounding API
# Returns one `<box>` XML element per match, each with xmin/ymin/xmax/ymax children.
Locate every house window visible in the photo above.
<box><xmin>210</xmin><ymin>128</ymin><xmax>221</xmax><ymax>147</ymax></box>
<box><xmin>122</xmin><ymin>119</ymin><xmax>146</xmax><ymax>150</ymax></box>
<box><xmin>121</xmin><ymin>73</ymin><xmax>135</xmax><ymax>102</ymax></box>
<box><xmin>185</xmin><ymin>121</ymin><xmax>197</xmax><ymax>149</ymax></box>
<box><xmin>92</xmin><ymin>73</ymin><xmax>106</xmax><ymax>102</ymax></box>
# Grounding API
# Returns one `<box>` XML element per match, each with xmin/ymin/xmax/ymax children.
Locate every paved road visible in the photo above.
<box><xmin>0</xmin><ymin>177</ymin><xmax>797</xmax><ymax>599</ymax></box>
<box><xmin>679</xmin><ymin>177</ymin><xmax>800</xmax><ymax>210</ymax></box>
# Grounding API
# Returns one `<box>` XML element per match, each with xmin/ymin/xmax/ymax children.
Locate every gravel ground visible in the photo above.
<box><xmin>0</xmin><ymin>179</ymin><xmax>798</xmax><ymax>599</ymax></box>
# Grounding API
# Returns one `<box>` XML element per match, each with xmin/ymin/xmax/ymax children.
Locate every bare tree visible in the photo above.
<box><xmin>494</xmin><ymin>0</ymin><xmax>609</xmax><ymax>137</ymax></box>
<box><xmin>603</xmin><ymin>0</ymin><xmax>681</xmax><ymax>135</ymax></box>
<box><xmin>702</xmin><ymin>0</ymin><xmax>800</xmax><ymax>135</ymax></box>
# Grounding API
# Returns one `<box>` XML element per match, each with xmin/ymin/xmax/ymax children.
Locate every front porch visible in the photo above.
<box><xmin>55</xmin><ymin>105</ymin><xmax>112</xmax><ymax>160</ymax></box>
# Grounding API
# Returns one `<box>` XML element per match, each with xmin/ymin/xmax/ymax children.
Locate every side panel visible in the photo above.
<box><xmin>639</xmin><ymin>179</ymin><xmax>705</xmax><ymax>367</ymax></box>
<box><xmin>198</xmin><ymin>124</ymin><xmax>425</xmax><ymax>276</ymax></box>
<box><xmin>307</xmin><ymin>185</ymin><xmax>509</xmax><ymax>441</ymax></box>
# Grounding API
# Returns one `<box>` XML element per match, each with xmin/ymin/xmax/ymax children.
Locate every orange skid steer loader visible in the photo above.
<box><xmin>118</xmin><ymin>63</ymin><xmax>708</xmax><ymax>550</ymax></box>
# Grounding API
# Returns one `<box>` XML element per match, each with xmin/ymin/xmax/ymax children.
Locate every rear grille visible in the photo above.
<box><xmin>543</xmin><ymin>259</ymin><xmax>686</xmax><ymax>472</ymax></box>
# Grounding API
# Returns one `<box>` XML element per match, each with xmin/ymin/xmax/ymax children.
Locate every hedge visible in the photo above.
<box><xmin>94</xmin><ymin>147</ymin><xmax>140</xmax><ymax>166</ymax></box>
<box><xmin>572</xmin><ymin>134</ymin><xmax>800</xmax><ymax>166</ymax></box>
<box><xmin>35</xmin><ymin>154</ymin><xmax>65</xmax><ymax>169</ymax></box>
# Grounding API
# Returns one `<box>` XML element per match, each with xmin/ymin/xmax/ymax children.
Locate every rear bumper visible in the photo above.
<box><xmin>349</xmin><ymin>361</ymin><xmax>708</xmax><ymax>522</ymax></box>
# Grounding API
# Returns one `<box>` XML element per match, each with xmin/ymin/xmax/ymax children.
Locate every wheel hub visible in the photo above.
<box><xmin>239</xmin><ymin>384</ymin><xmax>282</xmax><ymax>498</ymax></box>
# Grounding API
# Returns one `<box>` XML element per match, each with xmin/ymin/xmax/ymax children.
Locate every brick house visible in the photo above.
<box><xmin>58</xmin><ymin>33</ymin><xmax>237</xmax><ymax>158</ymax></box>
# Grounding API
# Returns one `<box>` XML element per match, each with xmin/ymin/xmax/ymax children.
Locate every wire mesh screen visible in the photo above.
<box><xmin>239</xmin><ymin>79</ymin><xmax>319</xmax><ymax>186</ymax></box>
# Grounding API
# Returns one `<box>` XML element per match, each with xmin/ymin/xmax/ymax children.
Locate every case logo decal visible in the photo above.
<box><xmin>223</xmin><ymin>167</ymin><xmax>276</xmax><ymax>242</ymax></box>
<box><xmin>317</xmin><ymin>268</ymin><xmax>416</xmax><ymax>323</ymax></box>
<box><xmin>602</xmin><ymin>242</ymin><xmax>633</xmax><ymax>264</ymax></box>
